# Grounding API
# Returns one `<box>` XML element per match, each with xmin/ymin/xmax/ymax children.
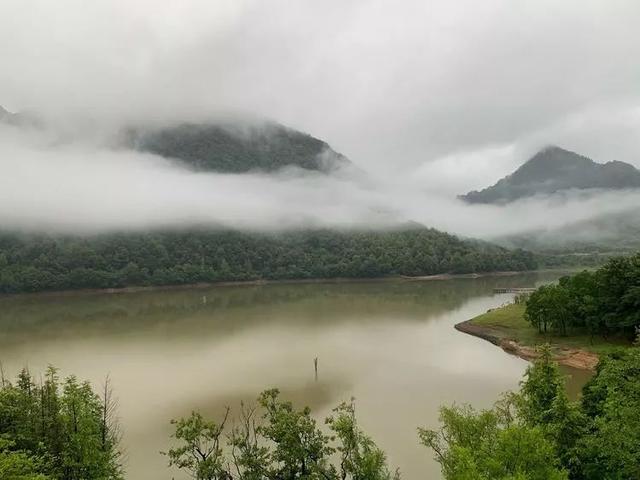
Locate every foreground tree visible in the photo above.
<box><xmin>423</xmin><ymin>343</ymin><xmax>640</xmax><ymax>480</ymax></box>
<box><xmin>326</xmin><ymin>401</ymin><xmax>399</xmax><ymax>480</ymax></box>
<box><xmin>163</xmin><ymin>410</ymin><xmax>231</xmax><ymax>480</ymax></box>
<box><xmin>518</xmin><ymin>346</ymin><xmax>588</xmax><ymax>475</ymax></box>
<box><xmin>575</xmin><ymin>349</ymin><xmax>640</xmax><ymax>479</ymax></box>
<box><xmin>0</xmin><ymin>439</ymin><xmax>50</xmax><ymax>480</ymax></box>
<box><xmin>0</xmin><ymin>367</ymin><xmax>123</xmax><ymax>480</ymax></box>
<box><xmin>166</xmin><ymin>390</ymin><xmax>397</xmax><ymax>480</ymax></box>
<box><xmin>518</xmin><ymin>345</ymin><xmax>565</xmax><ymax>425</ymax></box>
<box><xmin>419</xmin><ymin>400</ymin><xmax>567</xmax><ymax>480</ymax></box>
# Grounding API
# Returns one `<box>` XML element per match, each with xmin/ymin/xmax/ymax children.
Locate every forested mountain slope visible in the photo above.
<box><xmin>0</xmin><ymin>227</ymin><xmax>536</xmax><ymax>293</ymax></box>
<box><xmin>125</xmin><ymin>120</ymin><xmax>351</xmax><ymax>173</ymax></box>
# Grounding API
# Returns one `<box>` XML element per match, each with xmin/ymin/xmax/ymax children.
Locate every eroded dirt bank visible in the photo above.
<box><xmin>455</xmin><ymin>320</ymin><xmax>599</xmax><ymax>370</ymax></box>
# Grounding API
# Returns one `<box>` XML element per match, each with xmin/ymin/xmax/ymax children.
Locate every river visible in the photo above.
<box><xmin>0</xmin><ymin>272</ymin><xmax>590</xmax><ymax>479</ymax></box>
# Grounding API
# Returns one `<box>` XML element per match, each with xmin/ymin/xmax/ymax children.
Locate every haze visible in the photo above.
<box><xmin>2</xmin><ymin>0</ymin><xmax>640</xmax><ymax>237</ymax></box>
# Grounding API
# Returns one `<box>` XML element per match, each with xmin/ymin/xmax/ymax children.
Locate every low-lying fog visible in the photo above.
<box><xmin>2</xmin><ymin>123</ymin><xmax>639</xmax><ymax>241</ymax></box>
<box><xmin>3</xmin><ymin>1</ymin><xmax>640</xmax><ymax>243</ymax></box>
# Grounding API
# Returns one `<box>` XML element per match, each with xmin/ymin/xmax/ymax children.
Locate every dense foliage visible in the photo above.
<box><xmin>2</xmin><ymin>349</ymin><xmax>638</xmax><ymax>479</ymax></box>
<box><xmin>0</xmin><ymin>228</ymin><xmax>536</xmax><ymax>293</ymax></box>
<box><xmin>0</xmin><ymin>368</ymin><xmax>122</xmax><ymax>480</ymax></box>
<box><xmin>128</xmin><ymin>121</ymin><xmax>349</xmax><ymax>173</ymax></box>
<box><xmin>534</xmin><ymin>252</ymin><xmax>615</xmax><ymax>270</ymax></box>
<box><xmin>525</xmin><ymin>253</ymin><xmax>640</xmax><ymax>337</ymax></box>
<box><xmin>164</xmin><ymin>389</ymin><xmax>398</xmax><ymax>480</ymax></box>
<box><xmin>422</xmin><ymin>345</ymin><xmax>640</xmax><ymax>480</ymax></box>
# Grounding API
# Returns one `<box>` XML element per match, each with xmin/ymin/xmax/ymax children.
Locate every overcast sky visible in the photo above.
<box><xmin>1</xmin><ymin>0</ymin><xmax>640</xmax><ymax>236</ymax></box>
<box><xmin>2</xmin><ymin>0</ymin><xmax>640</xmax><ymax>181</ymax></box>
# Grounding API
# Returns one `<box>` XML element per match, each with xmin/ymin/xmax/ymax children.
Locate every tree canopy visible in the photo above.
<box><xmin>525</xmin><ymin>253</ymin><xmax>640</xmax><ymax>338</ymax></box>
<box><xmin>164</xmin><ymin>389</ymin><xmax>398</xmax><ymax>480</ymax></box>
<box><xmin>0</xmin><ymin>368</ymin><xmax>122</xmax><ymax>480</ymax></box>
<box><xmin>0</xmin><ymin>228</ymin><xmax>536</xmax><ymax>294</ymax></box>
<box><xmin>422</xmin><ymin>345</ymin><xmax>640</xmax><ymax>480</ymax></box>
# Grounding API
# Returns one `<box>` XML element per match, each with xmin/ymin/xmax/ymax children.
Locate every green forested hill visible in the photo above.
<box><xmin>127</xmin><ymin>120</ymin><xmax>351</xmax><ymax>173</ymax></box>
<box><xmin>461</xmin><ymin>146</ymin><xmax>640</xmax><ymax>204</ymax></box>
<box><xmin>0</xmin><ymin>227</ymin><xmax>536</xmax><ymax>293</ymax></box>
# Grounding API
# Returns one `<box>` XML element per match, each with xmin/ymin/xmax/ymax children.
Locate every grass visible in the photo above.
<box><xmin>470</xmin><ymin>303</ymin><xmax>631</xmax><ymax>356</ymax></box>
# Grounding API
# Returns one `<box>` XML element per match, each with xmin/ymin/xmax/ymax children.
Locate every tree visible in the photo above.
<box><xmin>524</xmin><ymin>254</ymin><xmax>640</xmax><ymax>339</ymax></box>
<box><xmin>419</xmin><ymin>402</ymin><xmax>567</xmax><ymax>480</ymax></box>
<box><xmin>0</xmin><ymin>367</ymin><xmax>124</xmax><ymax>480</ymax></box>
<box><xmin>575</xmin><ymin>349</ymin><xmax>640</xmax><ymax>479</ymax></box>
<box><xmin>166</xmin><ymin>390</ymin><xmax>397</xmax><ymax>480</ymax></box>
<box><xmin>163</xmin><ymin>410</ymin><xmax>231</xmax><ymax>480</ymax></box>
<box><xmin>525</xmin><ymin>285</ymin><xmax>553</xmax><ymax>334</ymax></box>
<box><xmin>518</xmin><ymin>345</ymin><xmax>565</xmax><ymax>426</ymax></box>
<box><xmin>0</xmin><ymin>440</ymin><xmax>49</xmax><ymax>480</ymax></box>
<box><xmin>519</xmin><ymin>346</ymin><xmax>588</xmax><ymax>471</ymax></box>
<box><xmin>256</xmin><ymin>389</ymin><xmax>335</xmax><ymax>480</ymax></box>
<box><xmin>326</xmin><ymin>400</ymin><xmax>399</xmax><ymax>480</ymax></box>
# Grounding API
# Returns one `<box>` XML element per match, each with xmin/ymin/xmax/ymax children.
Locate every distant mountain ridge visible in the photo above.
<box><xmin>461</xmin><ymin>146</ymin><xmax>640</xmax><ymax>204</ymax></box>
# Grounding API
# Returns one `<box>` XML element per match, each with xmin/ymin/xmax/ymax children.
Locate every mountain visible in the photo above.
<box><xmin>124</xmin><ymin>120</ymin><xmax>352</xmax><ymax>174</ymax></box>
<box><xmin>461</xmin><ymin>146</ymin><xmax>640</xmax><ymax>204</ymax></box>
<box><xmin>0</xmin><ymin>106</ymin><xmax>352</xmax><ymax>174</ymax></box>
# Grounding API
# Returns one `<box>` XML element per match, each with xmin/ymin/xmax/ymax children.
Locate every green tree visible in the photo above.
<box><xmin>0</xmin><ymin>367</ymin><xmax>123</xmax><ymax>480</ymax></box>
<box><xmin>575</xmin><ymin>349</ymin><xmax>640</xmax><ymax>479</ymax></box>
<box><xmin>163</xmin><ymin>410</ymin><xmax>231</xmax><ymax>480</ymax></box>
<box><xmin>166</xmin><ymin>390</ymin><xmax>397</xmax><ymax>480</ymax></box>
<box><xmin>257</xmin><ymin>389</ymin><xmax>335</xmax><ymax>480</ymax></box>
<box><xmin>518</xmin><ymin>345</ymin><xmax>565</xmax><ymax>425</ymax></box>
<box><xmin>0</xmin><ymin>440</ymin><xmax>49</xmax><ymax>480</ymax></box>
<box><xmin>419</xmin><ymin>402</ymin><xmax>567</xmax><ymax>480</ymax></box>
<box><xmin>326</xmin><ymin>400</ymin><xmax>398</xmax><ymax>480</ymax></box>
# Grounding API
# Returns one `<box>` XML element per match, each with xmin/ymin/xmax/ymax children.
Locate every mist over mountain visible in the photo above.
<box><xmin>0</xmin><ymin>105</ymin><xmax>39</xmax><ymax>127</ymax></box>
<box><xmin>0</xmin><ymin>105</ymin><xmax>11</xmax><ymax>121</ymax></box>
<box><xmin>1</xmin><ymin>107</ymin><xmax>353</xmax><ymax>175</ymax></box>
<box><xmin>495</xmin><ymin>207</ymin><xmax>640</xmax><ymax>253</ymax></box>
<box><xmin>124</xmin><ymin>120</ymin><xmax>352</xmax><ymax>174</ymax></box>
<box><xmin>3</xmin><ymin>105</ymin><xmax>640</xmax><ymax>252</ymax></box>
<box><xmin>461</xmin><ymin>146</ymin><xmax>640</xmax><ymax>204</ymax></box>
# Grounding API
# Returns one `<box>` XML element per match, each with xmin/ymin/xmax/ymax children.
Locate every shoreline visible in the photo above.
<box><xmin>0</xmin><ymin>269</ymin><xmax>539</xmax><ymax>299</ymax></box>
<box><xmin>455</xmin><ymin>319</ymin><xmax>600</xmax><ymax>371</ymax></box>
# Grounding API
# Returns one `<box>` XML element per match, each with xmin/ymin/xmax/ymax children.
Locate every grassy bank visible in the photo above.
<box><xmin>457</xmin><ymin>303</ymin><xmax>631</xmax><ymax>369</ymax></box>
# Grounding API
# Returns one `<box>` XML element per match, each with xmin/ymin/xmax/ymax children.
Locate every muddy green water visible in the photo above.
<box><xmin>0</xmin><ymin>272</ymin><xmax>589</xmax><ymax>479</ymax></box>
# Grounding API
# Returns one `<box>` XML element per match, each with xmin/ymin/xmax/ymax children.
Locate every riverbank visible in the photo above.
<box><xmin>455</xmin><ymin>303</ymin><xmax>630</xmax><ymax>370</ymax></box>
<box><xmin>0</xmin><ymin>269</ymin><xmax>537</xmax><ymax>299</ymax></box>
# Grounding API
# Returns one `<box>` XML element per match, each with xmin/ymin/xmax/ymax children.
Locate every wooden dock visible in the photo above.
<box><xmin>492</xmin><ymin>287</ymin><xmax>536</xmax><ymax>294</ymax></box>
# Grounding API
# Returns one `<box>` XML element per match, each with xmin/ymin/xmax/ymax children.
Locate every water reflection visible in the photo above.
<box><xmin>0</xmin><ymin>272</ymin><xmax>583</xmax><ymax>479</ymax></box>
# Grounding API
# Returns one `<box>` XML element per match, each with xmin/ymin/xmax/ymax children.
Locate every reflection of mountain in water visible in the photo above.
<box><xmin>0</xmin><ymin>272</ymin><xmax>562</xmax><ymax>345</ymax></box>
